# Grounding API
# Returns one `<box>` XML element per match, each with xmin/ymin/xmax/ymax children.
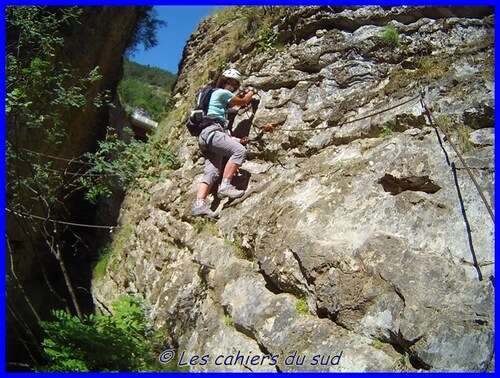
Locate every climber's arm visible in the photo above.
<box><xmin>229</xmin><ymin>90</ymin><xmax>254</xmax><ymax>107</ymax></box>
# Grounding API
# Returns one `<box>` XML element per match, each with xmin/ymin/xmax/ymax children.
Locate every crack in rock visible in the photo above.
<box><xmin>378</xmin><ymin>173</ymin><xmax>441</xmax><ymax>195</ymax></box>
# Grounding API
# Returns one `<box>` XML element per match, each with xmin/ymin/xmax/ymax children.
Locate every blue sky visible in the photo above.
<box><xmin>129</xmin><ymin>6</ymin><xmax>223</xmax><ymax>74</ymax></box>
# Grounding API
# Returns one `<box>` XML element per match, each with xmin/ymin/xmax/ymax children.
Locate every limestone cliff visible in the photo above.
<box><xmin>92</xmin><ymin>6</ymin><xmax>494</xmax><ymax>372</ymax></box>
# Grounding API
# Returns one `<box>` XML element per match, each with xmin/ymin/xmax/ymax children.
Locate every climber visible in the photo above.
<box><xmin>191</xmin><ymin>68</ymin><xmax>258</xmax><ymax>218</ymax></box>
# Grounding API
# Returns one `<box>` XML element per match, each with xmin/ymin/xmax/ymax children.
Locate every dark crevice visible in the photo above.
<box><xmin>315</xmin><ymin>302</ymin><xmax>352</xmax><ymax>331</ymax></box>
<box><xmin>387</xmin><ymin>333</ymin><xmax>432</xmax><ymax>371</ymax></box>
<box><xmin>378</xmin><ymin>272</ymin><xmax>406</xmax><ymax>309</ymax></box>
<box><xmin>289</xmin><ymin>249</ymin><xmax>315</xmax><ymax>286</ymax></box>
<box><xmin>293</xmin><ymin>63</ymin><xmax>324</xmax><ymax>74</ymax></box>
<box><xmin>252</xmin><ymin>338</ymin><xmax>282</xmax><ymax>373</ymax></box>
<box><xmin>408</xmin><ymin>355</ymin><xmax>431</xmax><ymax>371</ymax></box>
<box><xmin>256</xmin><ymin>268</ymin><xmax>286</xmax><ymax>295</ymax></box>
<box><xmin>172</xmin><ymin>237</ymin><xmax>184</xmax><ymax>250</ymax></box>
<box><xmin>378</xmin><ymin>173</ymin><xmax>441</xmax><ymax>195</ymax></box>
<box><xmin>316</xmin><ymin>306</ymin><xmax>343</xmax><ymax>326</ymax></box>
<box><xmin>225</xmin><ymin>308</ymin><xmax>282</xmax><ymax>373</ymax></box>
<box><xmin>376</xmin><ymin>274</ymin><xmax>432</xmax><ymax>370</ymax></box>
<box><xmin>251</xmin><ymin>80</ymin><xmax>299</xmax><ymax>91</ymax></box>
<box><xmin>194</xmin><ymin>260</ymin><xmax>213</xmax><ymax>290</ymax></box>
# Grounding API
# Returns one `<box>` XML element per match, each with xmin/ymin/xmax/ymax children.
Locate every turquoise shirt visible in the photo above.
<box><xmin>207</xmin><ymin>88</ymin><xmax>235</xmax><ymax>123</ymax></box>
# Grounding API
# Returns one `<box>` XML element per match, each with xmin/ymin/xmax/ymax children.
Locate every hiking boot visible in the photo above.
<box><xmin>191</xmin><ymin>201</ymin><xmax>218</xmax><ymax>218</ymax></box>
<box><xmin>217</xmin><ymin>183</ymin><xmax>245</xmax><ymax>200</ymax></box>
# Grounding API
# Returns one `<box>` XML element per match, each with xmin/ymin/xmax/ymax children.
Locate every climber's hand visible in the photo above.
<box><xmin>244</xmin><ymin>86</ymin><xmax>258</xmax><ymax>95</ymax></box>
<box><xmin>239</xmin><ymin>137</ymin><xmax>249</xmax><ymax>145</ymax></box>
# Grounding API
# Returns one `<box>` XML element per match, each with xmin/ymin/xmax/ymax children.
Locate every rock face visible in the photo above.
<box><xmin>92</xmin><ymin>6</ymin><xmax>494</xmax><ymax>372</ymax></box>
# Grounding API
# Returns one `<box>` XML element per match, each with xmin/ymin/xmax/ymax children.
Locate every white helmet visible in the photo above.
<box><xmin>222</xmin><ymin>68</ymin><xmax>242</xmax><ymax>84</ymax></box>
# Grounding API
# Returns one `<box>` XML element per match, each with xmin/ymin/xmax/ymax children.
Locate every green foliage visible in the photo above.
<box><xmin>5</xmin><ymin>6</ymin><xmax>112</xmax><ymax>213</ymax></box>
<box><xmin>37</xmin><ymin>296</ymin><xmax>165</xmax><ymax>372</ymax></box>
<box><xmin>118</xmin><ymin>60</ymin><xmax>176</xmax><ymax>120</ymax></box>
<box><xmin>6</xmin><ymin>6</ymin><xmax>169</xmax><ymax>212</ymax></box>
<box><xmin>6</xmin><ymin>7</ymin><xmax>109</xmax><ymax>141</ymax></box>
<box><xmin>296</xmin><ymin>297</ymin><xmax>309</xmax><ymax>315</ymax></box>
<box><xmin>239</xmin><ymin>6</ymin><xmax>268</xmax><ymax>33</ymax></box>
<box><xmin>371</xmin><ymin>338</ymin><xmax>383</xmax><ymax>349</ymax></box>
<box><xmin>79</xmin><ymin>127</ymin><xmax>178</xmax><ymax>204</ymax></box>
<box><xmin>415</xmin><ymin>55</ymin><xmax>446</xmax><ymax>80</ymax></box>
<box><xmin>382</xmin><ymin>24</ymin><xmax>400</xmax><ymax>47</ymax></box>
<box><xmin>256</xmin><ymin>28</ymin><xmax>277</xmax><ymax>52</ymax></box>
<box><xmin>214</xmin><ymin>6</ymin><xmax>284</xmax><ymax>55</ymax></box>
<box><xmin>238</xmin><ymin>6</ymin><xmax>282</xmax><ymax>33</ymax></box>
<box><xmin>224</xmin><ymin>314</ymin><xmax>234</xmax><ymax>327</ymax></box>
<box><xmin>93</xmin><ymin>244</ymin><xmax>113</xmax><ymax>279</ymax></box>
<box><xmin>124</xmin><ymin>59</ymin><xmax>177</xmax><ymax>88</ymax></box>
<box><xmin>224</xmin><ymin>236</ymin><xmax>254</xmax><ymax>261</ymax></box>
<box><xmin>391</xmin><ymin>352</ymin><xmax>412</xmax><ymax>372</ymax></box>
<box><xmin>215</xmin><ymin>6</ymin><xmax>238</xmax><ymax>26</ymax></box>
<box><xmin>93</xmin><ymin>225</ymin><xmax>133</xmax><ymax>279</ymax></box>
<box><xmin>125</xmin><ymin>6</ymin><xmax>167</xmax><ymax>55</ymax></box>
<box><xmin>379</xmin><ymin>121</ymin><xmax>396</xmax><ymax>138</ymax></box>
<box><xmin>436</xmin><ymin>114</ymin><xmax>473</xmax><ymax>153</ymax></box>
<box><xmin>380</xmin><ymin>126</ymin><xmax>393</xmax><ymax>138</ymax></box>
<box><xmin>192</xmin><ymin>218</ymin><xmax>218</xmax><ymax>235</ymax></box>
<box><xmin>239</xmin><ymin>6</ymin><xmax>284</xmax><ymax>54</ymax></box>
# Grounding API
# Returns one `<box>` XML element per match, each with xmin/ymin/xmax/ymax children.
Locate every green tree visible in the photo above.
<box><xmin>126</xmin><ymin>6</ymin><xmax>167</xmax><ymax>55</ymax></box>
<box><xmin>5</xmin><ymin>6</ymin><xmax>171</xmax><ymax>370</ymax></box>
<box><xmin>118</xmin><ymin>59</ymin><xmax>177</xmax><ymax>120</ymax></box>
<box><xmin>37</xmin><ymin>296</ymin><xmax>164</xmax><ymax>372</ymax></box>
<box><xmin>6</xmin><ymin>6</ymin><xmax>169</xmax><ymax>215</ymax></box>
<box><xmin>123</xmin><ymin>59</ymin><xmax>176</xmax><ymax>87</ymax></box>
<box><xmin>6</xmin><ymin>6</ymin><xmax>106</xmax><ymax>319</ymax></box>
<box><xmin>78</xmin><ymin>126</ymin><xmax>178</xmax><ymax>204</ymax></box>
